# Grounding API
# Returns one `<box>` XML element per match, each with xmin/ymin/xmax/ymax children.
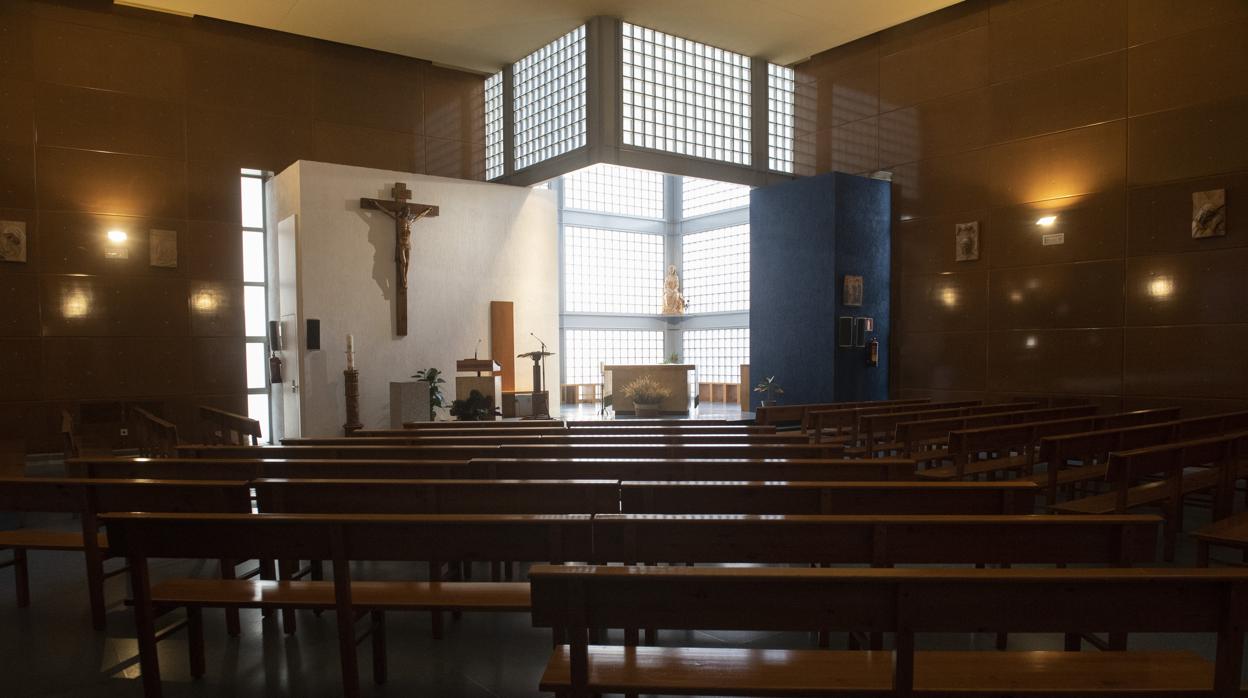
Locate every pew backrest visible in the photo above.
<box><xmin>468</xmin><ymin>458</ymin><xmax>917</xmax><ymax>481</ymax></box>
<box><xmin>618</xmin><ymin>481</ymin><xmax>1037</xmax><ymax>515</ymax></box>
<box><xmin>254</xmin><ymin>478</ymin><xmax>620</xmax><ymax>515</ymax></box>
<box><xmin>75</xmin><ymin>457</ymin><xmax>469</xmax><ymax>481</ymax></box>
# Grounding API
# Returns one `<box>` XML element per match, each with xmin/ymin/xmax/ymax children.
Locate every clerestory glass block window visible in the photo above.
<box><xmin>681</xmin><ymin>223</ymin><xmax>749</xmax><ymax>313</ymax></box>
<box><xmin>681</xmin><ymin>176</ymin><xmax>751</xmax><ymax>218</ymax></box>
<box><xmin>683</xmin><ymin>328</ymin><xmax>750</xmax><ymax>384</ymax></box>
<box><xmin>563</xmin><ymin>226</ymin><xmax>664</xmax><ymax>314</ymax></box>
<box><xmin>621</xmin><ymin>23</ymin><xmax>751</xmax><ymax>166</ymax></box>
<box><xmin>767</xmin><ymin>63</ymin><xmax>796</xmax><ymax>173</ymax></box>
<box><xmin>484</xmin><ymin>72</ymin><xmax>504</xmax><ymax>180</ymax></box>
<box><xmin>563</xmin><ymin>164</ymin><xmax>665</xmax><ymax>218</ymax></box>
<box><xmin>564</xmin><ymin>329</ymin><xmax>665</xmax><ymax>384</ymax></box>
<box><xmin>513</xmin><ymin>25</ymin><xmax>587</xmax><ymax>171</ymax></box>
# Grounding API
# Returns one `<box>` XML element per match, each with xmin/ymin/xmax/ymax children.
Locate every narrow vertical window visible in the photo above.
<box><xmin>768</xmin><ymin>63</ymin><xmax>796</xmax><ymax>173</ymax></box>
<box><xmin>484</xmin><ymin>71</ymin><xmax>504</xmax><ymax>180</ymax></box>
<box><xmin>240</xmin><ymin>169</ymin><xmax>270</xmax><ymax>442</ymax></box>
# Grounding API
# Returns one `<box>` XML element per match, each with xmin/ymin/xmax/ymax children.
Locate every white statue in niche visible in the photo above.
<box><xmin>662</xmin><ymin>264</ymin><xmax>688</xmax><ymax>315</ymax></box>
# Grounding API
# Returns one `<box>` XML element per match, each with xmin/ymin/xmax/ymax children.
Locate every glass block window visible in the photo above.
<box><xmin>563</xmin><ymin>226</ymin><xmax>664</xmax><ymax>314</ymax></box>
<box><xmin>681</xmin><ymin>224</ymin><xmax>749</xmax><ymax>313</ymax></box>
<box><xmin>484</xmin><ymin>71</ymin><xmax>504</xmax><ymax>180</ymax></box>
<box><xmin>681</xmin><ymin>176</ymin><xmax>751</xmax><ymax>218</ymax></box>
<box><xmin>563</xmin><ymin>164</ymin><xmax>665</xmax><ymax>218</ymax></box>
<box><xmin>621</xmin><ymin>23</ymin><xmax>751</xmax><ymax>165</ymax></box>
<box><xmin>683</xmin><ymin>328</ymin><xmax>750</xmax><ymax>384</ymax></box>
<box><xmin>513</xmin><ymin>25</ymin><xmax>587</xmax><ymax>171</ymax></box>
<box><xmin>564</xmin><ymin>329</ymin><xmax>664</xmax><ymax>384</ymax></box>
<box><xmin>767</xmin><ymin>63</ymin><xmax>795</xmax><ymax>173</ymax></box>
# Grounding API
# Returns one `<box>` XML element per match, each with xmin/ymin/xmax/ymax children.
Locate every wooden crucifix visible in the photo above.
<box><xmin>360</xmin><ymin>182</ymin><xmax>439</xmax><ymax>336</ymax></box>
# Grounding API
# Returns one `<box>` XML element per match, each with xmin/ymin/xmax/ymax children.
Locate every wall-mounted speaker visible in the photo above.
<box><xmin>306</xmin><ymin>319</ymin><xmax>321</xmax><ymax>351</ymax></box>
<box><xmin>268</xmin><ymin>320</ymin><xmax>283</xmax><ymax>350</ymax></box>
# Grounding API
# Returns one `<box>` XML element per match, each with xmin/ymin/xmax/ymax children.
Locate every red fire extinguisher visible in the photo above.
<box><xmin>868</xmin><ymin>337</ymin><xmax>879</xmax><ymax>367</ymax></box>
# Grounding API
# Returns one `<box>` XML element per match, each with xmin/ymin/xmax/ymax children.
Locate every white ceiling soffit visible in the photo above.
<box><xmin>119</xmin><ymin>0</ymin><xmax>963</xmax><ymax>74</ymax></box>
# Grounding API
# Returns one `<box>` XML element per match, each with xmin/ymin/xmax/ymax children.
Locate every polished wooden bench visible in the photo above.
<box><xmin>77</xmin><ymin>457</ymin><xmax>469</xmax><ymax>480</ymax></box>
<box><xmin>919</xmin><ymin>407</ymin><xmax>1180</xmax><ymax>482</ymax></box>
<box><xmin>468</xmin><ymin>457</ymin><xmax>917</xmax><ymax>481</ymax></box>
<box><xmin>198</xmin><ymin>405</ymin><xmax>262</xmax><ymax>445</ymax></box>
<box><xmin>0</xmin><ymin>478</ymin><xmax>249</xmax><ymax>630</ymax></box>
<box><xmin>808</xmin><ymin>400</ymin><xmax>979</xmax><ymax>444</ymax></box>
<box><xmin>1193</xmin><ymin>511</ymin><xmax>1248</xmax><ymax>566</ymax></box>
<box><xmin>1053</xmin><ymin>431</ymin><xmax>1248</xmax><ymax>559</ymax></box>
<box><xmin>254</xmin><ymin>478</ymin><xmax>620</xmax><ymax>516</ymax></box>
<box><xmin>105</xmin><ymin>512</ymin><xmax>594</xmax><ymax>698</ymax></box>
<box><xmin>857</xmin><ymin>403</ymin><xmax>1094</xmax><ymax>458</ymax></box>
<box><xmin>530</xmin><ymin>565</ymin><xmax>1248</xmax><ymax>698</ymax></box>
<box><xmin>176</xmin><ymin>442</ymin><xmax>844</xmax><ymax>460</ymax></box>
<box><xmin>401</xmin><ymin>418</ymin><xmax>565</xmax><ymax>428</ymax></box>
<box><xmin>1036</xmin><ymin>410</ymin><xmax>1248</xmax><ymax>506</ymax></box>
<box><xmin>619</xmin><ymin>480</ymin><xmax>1037</xmax><ymax>514</ymax></box>
<box><xmin>287</xmin><ymin>432</ymin><xmax>806</xmax><ymax>446</ymax></box>
<box><xmin>354</xmin><ymin>424</ymin><xmax>776</xmax><ymax>437</ymax></box>
<box><xmin>755</xmin><ymin>398</ymin><xmax>930</xmax><ymax>429</ymax></box>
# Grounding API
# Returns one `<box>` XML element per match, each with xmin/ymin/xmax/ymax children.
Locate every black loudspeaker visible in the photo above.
<box><xmin>306</xmin><ymin>319</ymin><xmax>321</xmax><ymax>351</ymax></box>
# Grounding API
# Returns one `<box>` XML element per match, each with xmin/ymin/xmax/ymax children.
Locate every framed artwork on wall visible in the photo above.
<box><xmin>955</xmin><ymin>221</ymin><xmax>979</xmax><ymax>261</ymax></box>
<box><xmin>843</xmin><ymin>275</ymin><xmax>863</xmax><ymax>307</ymax></box>
<box><xmin>1192</xmin><ymin>189</ymin><xmax>1226</xmax><ymax>239</ymax></box>
<box><xmin>0</xmin><ymin>220</ymin><xmax>26</xmax><ymax>263</ymax></box>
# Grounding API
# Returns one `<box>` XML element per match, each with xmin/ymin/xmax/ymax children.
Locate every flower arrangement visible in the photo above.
<box><xmin>622</xmin><ymin>375</ymin><xmax>672</xmax><ymax>406</ymax></box>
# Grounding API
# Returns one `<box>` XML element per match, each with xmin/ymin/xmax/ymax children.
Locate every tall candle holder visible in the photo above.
<box><xmin>343</xmin><ymin>369</ymin><xmax>362</xmax><ymax>434</ymax></box>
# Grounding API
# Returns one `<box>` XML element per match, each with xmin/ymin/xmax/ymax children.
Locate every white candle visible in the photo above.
<box><xmin>346</xmin><ymin>334</ymin><xmax>355</xmax><ymax>370</ymax></box>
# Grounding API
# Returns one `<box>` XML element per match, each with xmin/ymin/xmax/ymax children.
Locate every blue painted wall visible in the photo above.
<box><xmin>749</xmin><ymin>172</ymin><xmax>890</xmax><ymax>411</ymax></box>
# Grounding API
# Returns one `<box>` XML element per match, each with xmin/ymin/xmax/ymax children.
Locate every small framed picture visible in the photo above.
<box><xmin>150</xmin><ymin>228</ymin><xmax>178</xmax><ymax>268</ymax></box>
<box><xmin>0</xmin><ymin>220</ymin><xmax>27</xmax><ymax>263</ymax></box>
<box><xmin>843</xmin><ymin>275</ymin><xmax>864</xmax><ymax>307</ymax></box>
<box><xmin>955</xmin><ymin>221</ymin><xmax>979</xmax><ymax>261</ymax></box>
<box><xmin>1192</xmin><ymin>189</ymin><xmax>1226</xmax><ymax>239</ymax></box>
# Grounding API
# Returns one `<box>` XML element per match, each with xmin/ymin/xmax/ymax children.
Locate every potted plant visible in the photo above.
<box><xmin>412</xmin><ymin>367</ymin><xmax>446</xmax><ymax>421</ymax></box>
<box><xmin>753</xmin><ymin>376</ymin><xmax>784</xmax><ymax>407</ymax></box>
<box><xmin>622</xmin><ymin>375</ymin><xmax>671</xmax><ymax>418</ymax></box>
<box><xmin>450</xmin><ymin>389</ymin><xmax>500</xmax><ymax>421</ymax></box>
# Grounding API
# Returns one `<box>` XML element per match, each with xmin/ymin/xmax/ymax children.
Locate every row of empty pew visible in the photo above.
<box><xmin>2</xmin><ymin>408</ymin><xmax>1247</xmax><ymax>697</ymax></box>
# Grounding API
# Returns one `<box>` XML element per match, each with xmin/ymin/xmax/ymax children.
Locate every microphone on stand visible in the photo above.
<box><xmin>474</xmin><ymin>338</ymin><xmax>481</xmax><ymax>360</ymax></box>
<box><xmin>530</xmin><ymin>332</ymin><xmax>546</xmax><ymax>352</ymax></box>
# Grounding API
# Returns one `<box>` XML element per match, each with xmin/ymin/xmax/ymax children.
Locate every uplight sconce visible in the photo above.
<box><xmin>105</xmin><ymin>229</ymin><xmax>129</xmax><ymax>260</ymax></box>
<box><xmin>106</xmin><ymin>229</ymin><xmax>128</xmax><ymax>243</ymax></box>
<box><xmin>1035</xmin><ymin>215</ymin><xmax>1057</xmax><ymax>227</ymax></box>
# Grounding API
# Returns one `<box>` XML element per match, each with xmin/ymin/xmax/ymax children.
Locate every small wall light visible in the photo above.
<box><xmin>106</xmin><ymin>229</ymin><xmax>128</xmax><ymax>243</ymax></box>
<box><xmin>1035</xmin><ymin>215</ymin><xmax>1057</xmax><ymax>227</ymax></box>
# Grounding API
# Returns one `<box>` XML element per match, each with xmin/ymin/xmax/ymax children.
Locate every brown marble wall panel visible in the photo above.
<box><xmin>879</xmin><ymin>0</ymin><xmax>991</xmax><ymax>55</ymax></box>
<box><xmin>1128</xmin><ymin>18</ymin><xmax>1248</xmax><ymax>116</ymax></box>
<box><xmin>897</xmin><ymin>209</ymin><xmax>993</xmax><ymax>275</ymax></box>
<box><xmin>989</xmin><ymin>51</ymin><xmax>1126</xmax><ymax>144</ymax></box>
<box><xmin>987</xmin><ymin>328</ymin><xmax>1124</xmax><ymax>395</ymax></box>
<box><xmin>0</xmin><ymin>275</ymin><xmax>39</xmax><ymax>336</ymax></box>
<box><xmin>988</xmin><ymin>120</ymin><xmax>1127</xmax><ymax>207</ymax></box>
<box><xmin>890</xmin><ymin>147</ymin><xmax>995</xmax><ymax>220</ymax></box>
<box><xmin>1126</xmin><ymin>0</ymin><xmax>1248</xmax><ymax>45</ymax></box>
<box><xmin>1128</xmin><ymin>95</ymin><xmax>1248</xmax><ymax>186</ymax></box>
<box><xmin>822</xmin><ymin>117</ymin><xmax>879</xmax><ymax>175</ymax></box>
<box><xmin>988</xmin><ymin>0</ymin><xmax>1126</xmax><ymax>82</ymax></box>
<box><xmin>988</xmin><ymin>260</ymin><xmax>1125</xmax><ymax>329</ymax></box>
<box><xmin>37</xmin><ymin>147</ymin><xmax>187</xmax><ymax>219</ymax></box>
<box><xmin>313</xmin><ymin>121</ymin><xmax>419</xmax><ymax>174</ymax></box>
<box><xmin>899</xmin><ymin>271</ymin><xmax>989</xmax><ymax>333</ymax></box>
<box><xmin>4</xmin><ymin>0</ymin><xmax>484</xmax><ymax>450</ymax></box>
<box><xmin>35</xmin><ymin>83</ymin><xmax>184</xmax><ymax>159</ymax></box>
<box><xmin>898</xmin><ymin>387</ymin><xmax>987</xmax><ymax>403</ymax></box>
<box><xmin>32</xmin><ymin>18</ymin><xmax>184</xmax><ymax>99</ymax></box>
<box><xmin>1124</xmin><ymin>249</ymin><xmax>1248</xmax><ymax>327</ymax></box>
<box><xmin>1123</xmin><ymin>325</ymin><xmax>1248</xmax><ymax>399</ymax></box>
<box><xmin>880</xmin><ymin>26</ymin><xmax>990</xmax><ymax>111</ymax></box>
<box><xmin>799</xmin><ymin>36</ymin><xmax>880</xmax><ymax>130</ymax></box>
<box><xmin>989</xmin><ymin>190</ymin><xmax>1127</xmax><ymax>267</ymax></box>
<box><xmin>1126</xmin><ymin>172</ymin><xmax>1248</xmax><ymax>256</ymax></box>
<box><xmin>878</xmin><ymin>88</ymin><xmax>993</xmax><ymax>167</ymax></box>
<box><xmin>898</xmin><ymin>331</ymin><xmax>988</xmax><ymax>391</ymax></box>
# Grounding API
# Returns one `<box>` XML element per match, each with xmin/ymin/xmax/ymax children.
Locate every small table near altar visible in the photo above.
<box><xmin>604</xmin><ymin>364</ymin><xmax>694</xmax><ymax>415</ymax></box>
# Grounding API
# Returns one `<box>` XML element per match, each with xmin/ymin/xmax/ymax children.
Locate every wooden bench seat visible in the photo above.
<box><xmin>151</xmin><ymin>578</ymin><xmax>530</xmax><ymax>612</ymax></box>
<box><xmin>1193</xmin><ymin>511</ymin><xmax>1248</xmax><ymax>566</ymax></box>
<box><xmin>1051</xmin><ymin>467</ymin><xmax>1223</xmax><ymax>515</ymax></box>
<box><xmin>539</xmin><ymin>646</ymin><xmax>1216</xmax><ymax>696</ymax></box>
<box><xmin>619</xmin><ymin>481</ymin><xmax>1038</xmax><ymax>515</ymax></box>
<box><xmin>918</xmin><ymin>452</ymin><xmax>1031</xmax><ymax>480</ymax></box>
<box><xmin>1023</xmin><ymin>462</ymin><xmax>1108</xmax><ymax>489</ymax></box>
<box><xmin>0</xmin><ymin>529</ymin><xmax>107</xmax><ymax>551</ymax></box>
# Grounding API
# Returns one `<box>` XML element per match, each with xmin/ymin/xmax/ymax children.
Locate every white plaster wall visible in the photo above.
<box><xmin>276</xmin><ymin>161</ymin><xmax>559</xmax><ymax>436</ymax></box>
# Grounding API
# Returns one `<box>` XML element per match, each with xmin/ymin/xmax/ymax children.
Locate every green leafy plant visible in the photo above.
<box><xmin>665</xmin><ymin>352</ymin><xmax>681</xmax><ymax>364</ymax></box>
<box><xmin>450</xmin><ymin>389</ymin><xmax>499</xmax><ymax>421</ymax></box>
<box><xmin>412</xmin><ymin>367</ymin><xmax>446</xmax><ymax>421</ymax></box>
<box><xmin>622</xmin><ymin>375</ymin><xmax>672</xmax><ymax>405</ymax></box>
<box><xmin>753</xmin><ymin>375</ymin><xmax>785</xmax><ymax>405</ymax></box>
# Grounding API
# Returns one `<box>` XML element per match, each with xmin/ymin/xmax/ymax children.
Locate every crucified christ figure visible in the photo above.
<box><xmin>359</xmin><ymin>182</ymin><xmax>439</xmax><ymax>335</ymax></box>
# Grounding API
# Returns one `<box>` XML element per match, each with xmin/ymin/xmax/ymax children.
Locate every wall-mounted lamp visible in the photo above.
<box><xmin>1035</xmin><ymin>215</ymin><xmax>1057</xmax><ymax>227</ymax></box>
<box><xmin>106</xmin><ymin>229</ymin><xmax>128</xmax><ymax>243</ymax></box>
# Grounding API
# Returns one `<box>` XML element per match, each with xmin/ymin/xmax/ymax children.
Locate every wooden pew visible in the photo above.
<box><xmin>77</xmin><ymin>457</ymin><xmax>468</xmax><ymax>481</ymax></box>
<box><xmin>808</xmin><ymin>400</ymin><xmax>982</xmax><ymax>444</ymax></box>
<box><xmin>1036</xmin><ymin>410</ymin><xmax>1248</xmax><ymax>506</ymax></box>
<box><xmin>469</xmin><ymin>457</ymin><xmax>917</xmax><ymax>481</ymax></box>
<box><xmin>1192</xmin><ymin>511</ymin><xmax>1248</xmax><ymax>566</ymax></box>
<box><xmin>353</xmin><ymin>424</ymin><xmax>777</xmax><ymax>437</ymax></box>
<box><xmin>131</xmin><ymin>407</ymin><xmax>179</xmax><ymax>457</ymax></box>
<box><xmin>1053</xmin><ymin>431</ymin><xmax>1248</xmax><ymax>560</ymax></box>
<box><xmin>567</xmin><ymin>419</ymin><xmax>744</xmax><ymax>427</ymax></box>
<box><xmin>254</xmin><ymin>478</ymin><xmax>620</xmax><ymax>515</ymax></box>
<box><xmin>286</xmin><ymin>432</ymin><xmax>806</xmax><ymax>446</ymax></box>
<box><xmin>920</xmin><ymin>406</ymin><xmax>1174</xmax><ymax>481</ymax></box>
<box><xmin>105</xmin><ymin>512</ymin><xmax>594</xmax><ymax>698</ymax></box>
<box><xmin>176</xmin><ymin>443</ymin><xmax>844</xmax><ymax>460</ymax></box>
<box><xmin>402</xmin><ymin>418</ymin><xmax>565</xmax><ymax>429</ymax></box>
<box><xmin>530</xmin><ymin>565</ymin><xmax>1248</xmax><ymax>698</ymax></box>
<box><xmin>198</xmin><ymin>406</ymin><xmax>262</xmax><ymax>445</ymax></box>
<box><xmin>0</xmin><ymin>478</ymin><xmax>249</xmax><ymax>630</ymax></box>
<box><xmin>619</xmin><ymin>481</ymin><xmax>1038</xmax><ymax>514</ymax></box>
<box><xmin>755</xmin><ymin>398</ymin><xmax>930</xmax><ymax>429</ymax></box>
<box><xmin>899</xmin><ymin>407</ymin><xmax>1179</xmax><ymax>469</ymax></box>
<box><xmin>853</xmin><ymin>402</ymin><xmax>1059</xmax><ymax>456</ymax></box>
<box><xmin>591</xmin><ymin>513</ymin><xmax>1158</xmax><ymax>566</ymax></box>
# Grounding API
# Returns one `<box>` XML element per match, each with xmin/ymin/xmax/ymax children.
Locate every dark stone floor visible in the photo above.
<box><xmin>1</xmin><ymin>500</ymin><xmax>1243</xmax><ymax>696</ymax></box>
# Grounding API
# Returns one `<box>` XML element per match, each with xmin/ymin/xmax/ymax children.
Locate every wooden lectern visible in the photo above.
<box><xmin>517</xmin><ymin>350</ymin><xmax>554</xmax><ymax>419</ymax></box>
<box><xmin>455</xmin><ymin>358</ymin><xmax>502</xmax><ymax>418</ymax></box>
